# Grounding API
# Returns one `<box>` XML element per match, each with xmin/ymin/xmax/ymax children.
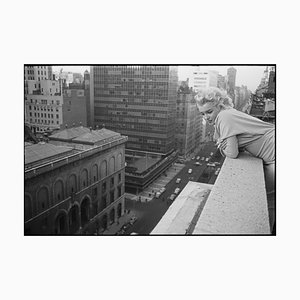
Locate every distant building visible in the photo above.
<box><xmin>190</xmin><ymin>69</ymin><xmax>218</xmax><ymax>92</ymax></box>
<box><xmin>90</xmin><ymin>65</ymin><xmax>178</xmax><ymax>155</ymax></box>
<box><xmin>227</xmin><ymin>67</ymin><xmax>237</xmax><ymax>101</ymax></box>
<box><xmin>24</xmin><ymin>127</ymin><xmax>128</xmax><ymax>235</ymax></box>
<box><xmin>90</xmin><ymin>66</ymin><xmax>179</xmax><ymax>193</ymax></box>
<box><xmin>61</xmin><ymin>88</ymin><xmax>87</xmax><ymax>129</ymax></box>
<box><xmin>84</xmin><ymin>70</ymin><xmax>91</xmax><ymax>127</ymax></box>
<box><xmin>175</xmin><ymin>81</ymin><xmax>208</xmax><ymax>157</ymax></box>
<box><xmin>24</xmin><ymin>76</ymin><xmax>63</xmax><ymax>134</ymax></box>
<box><xmin>217</xmin><ymin>74</ymin><xmax>227</xmax><ymax>90</ymax></box>
<box><xmin>73</xmin><ymin>72</ymin><xmax>84</xmax><ymax>84</ymax></box>
<box><xmin>175</xmin><ymin>86</ymin><xmax>197</xmax><ymax>157</ymax></box>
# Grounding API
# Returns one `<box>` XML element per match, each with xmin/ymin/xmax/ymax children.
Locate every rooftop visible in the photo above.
<box><xmin>49</xmin><ymin>126</ymin><xmax>121</xmax><ymax>145</ymax></box>
<box><xmin>48</xmin><ymin>126</ymin><xmax>90</xmax><ymax>141</ymax></box>
<box><xmin>25</xmin><ymin>143</ymin><xmax>75</xmax><ymax>166</ymax></box>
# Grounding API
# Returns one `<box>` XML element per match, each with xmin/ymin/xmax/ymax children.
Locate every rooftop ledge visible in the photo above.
<box><xmin>151</xmin><ymin>152</ymin><xmax>270</xmax><ymax>235</ymax></box>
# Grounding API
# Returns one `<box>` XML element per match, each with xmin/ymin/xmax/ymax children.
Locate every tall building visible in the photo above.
<box><xmin>24</xmin><ymin>74</ymin><xmax>64</xmax><ymax>133</ymax></box>
<box><xmin>217</xmin><ymin>74</ymin><xmax>227</xmax><ymax>90</ymax></box>
<box><xmin>190</xmin><ymin>69</ymin><xmax>218</xmax><ymax>92</ymax></box>
<box><xmin>25</xmin><ymin>127</ymin><xmax>128</xmax><ymax>235</ymax></box>
<box><xmin>61</xmin><ymin>88</ymin><xmax>87</xmax><ymax>129</ymax></box>
<box><xmin>84</xmin><ymin>70</ymin><xmax>91</xmax><ymax>127</ymax></box>
<box><xmin>90</xmin><ymin>65</ymin><xmax>178</xmax><ymax>155</ymax></box>
<box><xmin>90</xmin><ymin>66</ymin><xmax>178</xmax><ymax>193</ymax></box>
<box><xmin>175</xmin><ymin>81</ymin><xmax>206</xmax><ymax>157</ymax></box>
<box><xmin>227</xmin><ymin>67</ymin><xmax>237</xmax><ymax>101</ymax></box>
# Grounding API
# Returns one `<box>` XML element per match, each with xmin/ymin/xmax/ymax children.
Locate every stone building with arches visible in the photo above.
<box><xmin>24</xmin><ymin>127</ymin><xmax>128</xmax><ymax>235</ymax></box>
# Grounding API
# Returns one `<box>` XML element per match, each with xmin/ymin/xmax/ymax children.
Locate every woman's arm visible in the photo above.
<box><xmin>217</xmin><ymin>136</ymin><xmax>239</xmax><ymax>158</ymax></box>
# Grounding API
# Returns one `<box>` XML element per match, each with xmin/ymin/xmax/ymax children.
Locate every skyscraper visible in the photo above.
<box><xmin>227</xmin><ymin>67</ymin><xmax>237</xmax><ymax>101</ymax></box>
<box><xmin>90</xmin><ymin>65</ymin><xmax>178</xmax><ymax>155</ymax></box>
<box><xmin>190</xmin><ymin>69</ymin><xmax>218</xmax><ymax>92</ymax></box>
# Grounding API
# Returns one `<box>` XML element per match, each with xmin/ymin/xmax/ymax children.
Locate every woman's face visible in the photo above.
<box><xmin>198</xmin><ymin>102</ymin><xmax>220</xmax><ymax>125</ymax></box>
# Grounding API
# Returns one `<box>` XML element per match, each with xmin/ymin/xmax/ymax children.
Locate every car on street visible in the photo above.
<box><xmin>176</xmin><ymin>178</ymin><xmax>181</xmax><ymax>184</ymax></box>
<box><xmin>169</xmin><ymin>194</ymin><xmax>176</xmax><ymax>201</ymax></box>
<box><xmin>174</xmin><ymin>187</ymin><xmax>181</xmax><ymax>195</ymax></box>
<box><xmin>188</xmin><ymin>168</ymin><xmax>192</xmax><ymax>174</ymax></box>
<box><xmin>160</xmin><ymin>187</ymin><xmax>166</xmax><ymax>193</ymax></box>
<box><xmin>207</xmin><ymin>162</ymin><xmax>216</xmax><ymax>167</ymax></box>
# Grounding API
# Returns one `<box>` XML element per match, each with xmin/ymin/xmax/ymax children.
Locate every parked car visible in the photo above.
<box><xmin>176</xmin><ymin>178</ymin><xmax>181</xmax><ymax>184</ymax></box>
<box><xmin>205</xmin><ymin>158</ymin><xmax>210</xmax><ymax>162</ymax></box>
<box><xmin>155</xmin><ymin>192</ymin><xmax>161</xmax><ymax>198</ymax></box>
<box><xmin>169</xmin><ymin>194</ymin><xmax>176</xmax><ymax>201</ymax></box>
<box><xmin>207</xmin><ymin>162</ymin><xmax>216</xmax><ymax>167</ymax></box>
<box><xmin>210</xmin><ymin>152</ymin><xmax>214</xmax><ymax>156</ymax></box>
<box><xmin>191</xmin><ymin>157</ymin><xmax>195</xmax><ymax>160</ymax></box>
<box><xmin>196</xmin><ymin>156</ymin><xmax>200</xmax><ymax>160</ymax></box>
<box><xmin>201</xmin><ymin>157</ymin><xmax>205</xmax><ymax>161</ymax></box>
<box><xmin>214</xmin><ymin>162</ymin><xmax>221</xmax><ymax>165</ymax></box>
<box><xmin>188</xmin><ymin>168</ymin><xmax>192</xmax><ymax>174</ymax></box>
<box><xmin>160</xmin><ymin>187</ymin><xmax>166</xmax><ymax>193</ymax></box>
<box><xmin>195</xmin><ymin>162</ymin><xmax>201</xmax><ymax>166</ymax></box>
<box><xmin>174</xmin><ymin>187</ymin><xmax>181</xmax><ymax>195</ymax></box>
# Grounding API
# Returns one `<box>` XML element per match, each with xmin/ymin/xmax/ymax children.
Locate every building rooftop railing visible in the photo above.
<box><xmin>151</xmin><ymin>152</ymin><xmax>270</xmax><ymax>235</ymax></box>
<box><xmin>25</xmin><ymin>136</ymin><xmax>128</xmax><ymax>179</ymax></box>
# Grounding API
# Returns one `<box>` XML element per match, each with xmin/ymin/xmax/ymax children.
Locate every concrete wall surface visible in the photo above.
<box><xmin>194</xmin><ymin>153</ymin><xmax>270</xmax><ymax>234</ymax></box>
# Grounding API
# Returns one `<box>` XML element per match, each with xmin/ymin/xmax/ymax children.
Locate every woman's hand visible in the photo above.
<box><xmin>216</xmin><ymin>139</ymin><xmax>227</xmax><ymax>151</ymax></box>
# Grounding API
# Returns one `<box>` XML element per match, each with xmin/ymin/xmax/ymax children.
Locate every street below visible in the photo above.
<box><xmin>124</xmin><ymin>141</ymin><xmax>225</xmax><ymax>235</ymax></box>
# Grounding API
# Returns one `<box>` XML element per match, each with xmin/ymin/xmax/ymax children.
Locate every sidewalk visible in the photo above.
<box><xmin>98</xmin><ymin>210</ymin><xmax>136</xmax><ymax>235</ymax></box>
<box><xmin>126</xmin><ymin>162</ymin><xmax>185</xmax><ymax>203</ymax></box>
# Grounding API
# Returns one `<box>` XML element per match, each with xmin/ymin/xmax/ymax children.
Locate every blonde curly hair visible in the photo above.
<box><xmin>194</xmin><ymin>87</ymin><xmax>234</xmax><ymax>111</ymax></box>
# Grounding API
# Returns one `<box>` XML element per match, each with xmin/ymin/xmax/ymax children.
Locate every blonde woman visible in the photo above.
<box><xmin>195</xmin><ymin>87</ymin><xmax>275</xmax><ymax>232</ymax></box>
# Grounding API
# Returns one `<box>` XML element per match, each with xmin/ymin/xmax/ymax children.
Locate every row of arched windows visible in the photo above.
<box><xmin>25</xmin><ymin>153</ymin><xmax>124</xmax><ymax>221</ymax></box>
<box><xmin>54</xmin><ymin>200</ymin><xmax>123</xmax><ymax>234</ymax></box>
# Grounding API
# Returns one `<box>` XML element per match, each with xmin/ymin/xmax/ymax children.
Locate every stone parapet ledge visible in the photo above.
<box><xmin>151</xmin><ymin>182</ymin><xmax>213</xmax><ymax>235</ymax></box>
<box><xmin>193</xmin><ymin>153</ymin><xmax>270</xmax><ymax>234</ymax></box>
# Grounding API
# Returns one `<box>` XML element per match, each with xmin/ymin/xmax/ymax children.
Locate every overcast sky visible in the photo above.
<box><xmin>52</xmin><ymin>65</ymin><xmax>268</xmax><ymax>92</ymax></box>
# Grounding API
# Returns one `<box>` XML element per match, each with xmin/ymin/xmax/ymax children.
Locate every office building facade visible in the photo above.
<box><xmin>90</xmin><ymin>65</ymin><xmax>178</xmax><ymax>155</ymax></box>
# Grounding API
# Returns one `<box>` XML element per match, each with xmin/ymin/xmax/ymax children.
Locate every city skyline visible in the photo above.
<box><xmin>52</xmin><ymin>65</ymin><xmax>268</xmax><ymax>92</ymax></box>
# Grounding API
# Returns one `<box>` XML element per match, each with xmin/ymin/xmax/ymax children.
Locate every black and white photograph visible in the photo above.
<box><xmin>2</xmin><ymin>1</ymin><xmax>300</xmax><ymax>300</ymax></box>
<box><xmin>24</xmin><ymin>65</ymin><xmax>275</xmax><ymax>235</ymax></box>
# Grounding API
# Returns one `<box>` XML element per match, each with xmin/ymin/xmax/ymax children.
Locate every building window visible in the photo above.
<box><xmin>110</xmin><ymin>191</ymin><xmax>114</xmax><ymax>203</ymax></box>
<box><xmin>56</xmin><ymin>114</ymin><xmax>59</xmax><ymax>119</ymax></box>
<box><xmin>102</xmin><ymin>181</ymin><xmax>106</xmax><ymax>193</ymax></box>
<box><xmin>118</xmin><ymin>173</ymin><xmax>121</xmax><ymax>182</ymax></box>
<box><xmin>111</xmin><ymin>177</ymin><xmax>114</xmax><ymax>187</ymax></box>
<box><xmin>93</xmin><ymin>187</ymin><xmax>97</xmax><ymax>198</ymax></box>
<box><xmin>118</xmin><ymin>186</ymin><xmax>122</xmax><ymax>198</ymax></box>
